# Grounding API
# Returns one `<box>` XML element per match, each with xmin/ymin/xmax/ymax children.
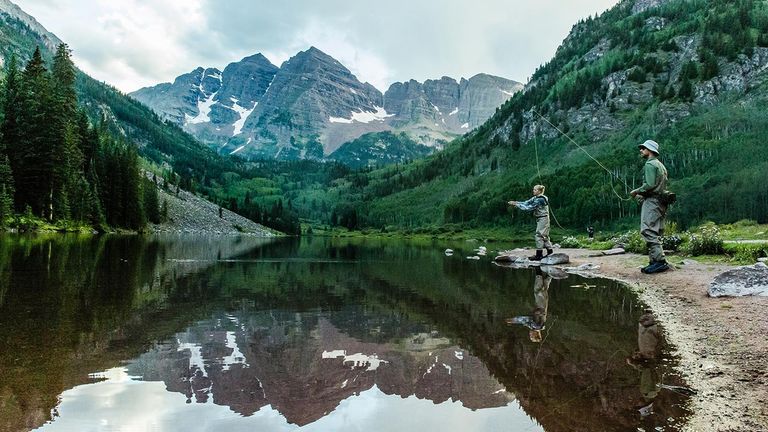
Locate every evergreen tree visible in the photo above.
<box><xmin>1</xmin><ymin>55</ymin><xmax>21</xmax><ymax>213</ymax></box>
<box><xmin>50</xmin><ymin>43</ymin><xmax>82</xmax><ymax>221</ymax></box>
<box><xmin>15</xmin><ymin>47</ymin><xmax>53</xmax><ymax>217</ymax></box>
<box><xmin>0</xmin><ymin>156</ymin><xmax>13</xmax><ymax>227</ymax></box>
<box><xmin>142</xmin><ymin>176</ymin><xmax>160</xmax><ymax>224</ymax></box>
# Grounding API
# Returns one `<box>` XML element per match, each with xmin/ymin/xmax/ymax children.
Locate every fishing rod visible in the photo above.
<box><xmin>532</xmin><ymin>135</ymin><xmax>566</xmax><ymax>230</ymax></box>
<box><xmin>531</xmin><ymin>108</ymin><xmax>633</xmax><ymax>202</ymax></box>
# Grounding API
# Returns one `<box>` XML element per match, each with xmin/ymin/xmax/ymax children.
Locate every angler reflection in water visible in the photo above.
<box><xmin>626</xmin><ymin>310</ymin><xmax>661</xmax><ymax>417</ymax></box>
<box><xmin>505</xmin><ymin>267</ymin><xmax>552</xmax><ymax>342</ymax></box>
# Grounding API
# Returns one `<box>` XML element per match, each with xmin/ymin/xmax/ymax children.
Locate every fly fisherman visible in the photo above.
<box><xmin>630</xmin><ymin>140</ymin><xmax>670</xmax><ymax>274</ymax></box>
<box><xmin>509</xmin><ymin>184</ymin><xmax>553</xmax><ymax>261</ymax></box>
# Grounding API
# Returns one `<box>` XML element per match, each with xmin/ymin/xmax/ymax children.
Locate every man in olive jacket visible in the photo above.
<box><xmin>630</xmin><ymin>140</ymin><xmax>669</xmax><ymax>274</ymax></box>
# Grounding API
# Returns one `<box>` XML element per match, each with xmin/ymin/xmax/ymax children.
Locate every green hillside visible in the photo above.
<box><xmin>306</xmin><ymin>0</ymin><xmax>768</xmax><ymax>231</ymax></box>
<box><xmin>327</xmin><ymin>131</ymin><xmax>434</xmax><ymax>169</ymax></box>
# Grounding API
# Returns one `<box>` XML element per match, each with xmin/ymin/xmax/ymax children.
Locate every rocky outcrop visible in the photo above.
<box><xmin>147</xmin><ymin>174</ymin><xmax>275</xmax><ymax>236</ymax></box>
<box><xmin>695</xmin><ymin>47</ymin><xmax>768</xmax><ymax>105</ymax></box>
<box><xmin>708</xmin><ymin>262</ymin><xmax>768</xmax><ymax>297</ymax></box>
<box><xmin>631</xmin><ymin>0</ymin><xmax>674</xmax><ymax>15</ymax></box>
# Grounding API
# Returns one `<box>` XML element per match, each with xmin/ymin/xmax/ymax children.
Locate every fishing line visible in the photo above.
<box><xmin>533</xmin><ymin>136</ymin><xmax>566</xmax><ymax>230</ymax></box>
<box><xmin>531</xmin><ymin>109</ymin><xmax>633</xmax><ymax>202</ymax></box>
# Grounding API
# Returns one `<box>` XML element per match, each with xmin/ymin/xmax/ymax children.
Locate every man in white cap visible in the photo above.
<box><xmin>630</xmin><ymin>140</ymin><xmax>669</xmax><ymax>274</ymax></box>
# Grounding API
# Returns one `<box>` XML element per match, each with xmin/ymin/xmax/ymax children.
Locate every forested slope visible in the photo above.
<box><xmin>309</xmin><ymin>0</ymin><xmax>768</xmax><ymax>231</ymax></box>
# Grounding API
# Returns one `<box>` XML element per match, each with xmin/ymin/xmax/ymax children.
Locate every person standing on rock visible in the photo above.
<box><xmin>630</xmin><ymin>140</ymin><xmax>670</xmax><ymax>274</ymax></box>
<box><xmin>509</xmin><ymin>184</ymin><xmax>553</xmax><ymax>261</ymax></box>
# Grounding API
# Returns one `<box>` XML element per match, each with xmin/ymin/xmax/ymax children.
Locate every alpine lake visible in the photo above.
<box><xmin>0</xmin><ymin>234</ymin><xmax>693</xmax><ymax>432</ymax></box>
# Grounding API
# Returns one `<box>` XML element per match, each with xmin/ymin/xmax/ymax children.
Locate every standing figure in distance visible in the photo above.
<box><xmin>509</xmin><ymin>184</ymin><xmax>553</xmax><ymax>261</ymax></box>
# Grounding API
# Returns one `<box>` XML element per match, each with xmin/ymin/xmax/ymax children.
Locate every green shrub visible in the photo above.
<box><xmin>661</xmin><ymin>234</ymin><xmax>684</xmax><ymax>251</ymax></box>
<box><xmin>587</xmin><ymin>240</ymin><xmax>614</xmax><ymax>250</ymax></box>
<box><xmin>560</xmin><ymin>236</ymin><xmax>582</xmax><ymax>248</ymax></box>
<box><xmin>724</xmin><ymin>243</ymin><xmax>768</xmax><ymax>263</ymax></box>
<box><xmin>731</xmin><ymin>219</ymin><xmax>758</xmax><ymax>228</ymax></box>
<box><xmin>684</xmin><ymin>223</ymin><xmax>724</xmax><ymax>255</ymax></box>
<box><xmin>611</xmin><ymin>231</ymin><xmax>647</xmax><ymax>254</ymax></box>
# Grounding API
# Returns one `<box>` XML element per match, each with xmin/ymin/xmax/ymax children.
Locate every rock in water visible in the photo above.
<box><xmin>540</xmin><ymin>253</ymin><xmax>570</xmax><ymax>266</ymax></box>
<box><xmin>708</xmin><ymin>263</ymin><xmax>768</xmax><ymax>297</ymax></box>
<box><xmin>540</xmin><ymin>266</ymin><xmax>569</xmax><ymax>279</ymax></box>
<box><xmin>494</xmin><ymin>254</ymin><xmax>519</xmax><ymax>262</ymax></box>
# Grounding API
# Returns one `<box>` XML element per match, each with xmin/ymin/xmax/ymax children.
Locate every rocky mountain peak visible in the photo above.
<box><xmin>282</xmin><ymin>46</ymin><xmax>348</xmax><ymax>74</ymax></box>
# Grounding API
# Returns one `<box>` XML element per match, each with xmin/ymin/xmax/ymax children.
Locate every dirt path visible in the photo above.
<box><xmin>563</xmin><ymin>248</ymin><xmax>768</xmax><ymax>432</ymax></box>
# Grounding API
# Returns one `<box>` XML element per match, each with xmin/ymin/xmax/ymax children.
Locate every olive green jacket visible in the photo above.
<box><xmin>631</xmin><ymin>157</ymin><xmax>668</xmax><ymax>196</ymax></box>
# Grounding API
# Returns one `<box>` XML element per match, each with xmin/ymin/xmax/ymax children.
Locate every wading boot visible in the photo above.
<box><xmin>529</xmin><ymin>249</ymin><xmax>544</xmax><ymax>261</ymax></box>
<box><xmin>640</xmin><ymin>260</ymin><xmax>654</xmax><ymax>273</ymax></box>
<box><xmin>643</xmin><ymin>260</ymin><xmax>669</xmax><ymax>274</ymax></box>
<box><xmin>546</xmin><ymin>248</ymin><xmax>553</xmax><ymax>256</ymax></box>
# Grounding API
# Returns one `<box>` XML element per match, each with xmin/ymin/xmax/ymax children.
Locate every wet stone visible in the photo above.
<box><xmin>540</xmin><ymin>253</ymin><xmax>570</xmax><ymax>265</ymax></box>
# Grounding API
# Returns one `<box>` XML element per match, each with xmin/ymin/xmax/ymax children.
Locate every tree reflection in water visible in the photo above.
<box><xmin>0</xmin><ymin>235</ymin><xmax>692</xmax><ymax>431</ymax></box>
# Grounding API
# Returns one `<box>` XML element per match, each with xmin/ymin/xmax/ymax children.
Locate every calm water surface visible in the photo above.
<box><xmin>0</xmin><ymin>234</ymin><xmax>691</xmax><ymax>431</ymax></box>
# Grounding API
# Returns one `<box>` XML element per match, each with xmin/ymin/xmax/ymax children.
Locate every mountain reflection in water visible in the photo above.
<box><xmin>0</xmin><ymin>235</ymin><xmax>691</xmax><ymax>431</ymax></box>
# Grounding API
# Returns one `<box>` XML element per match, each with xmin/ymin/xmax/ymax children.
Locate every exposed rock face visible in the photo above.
<box><xmin>384</xmin><ymin>74</ymin><xmax>523</xmax><ymax>142</ymax></box>
<box><xmin>131</xmin><ymin>47</ymin><xmax>522</xmax><ymax>162</ymax></box>
<box><xmin>708</xmin><ymin>263</ymin><xmax>768</xmax><ymax>297</ymax></box>
<box><xmin>509</xmin><ymin>34</ymin><xmax>768</xmax><ymax>149</ymax></box>
<box><xmin>237</xmin><ymin>47</ymin><xmax>386</xmax><ymax>159</ymax></box>
<box><xmin>631</xmin><ymin>0</ymin><xmax>673</xmax><ymax>15</ymax></box>
<box><xmin>0</xmin><ymin>0</ymin><xmax>63</xmax><ymax>52</ymax></box>
<box><xmin>130</xmin><ymin>55</ymin><xmax>278</xmax><ymax>141</ymax></box>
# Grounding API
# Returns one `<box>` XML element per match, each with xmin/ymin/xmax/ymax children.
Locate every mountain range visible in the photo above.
<box><xmin>129</xmin><ymin>48</ymin><xmax>522</xmax><ymax>164</ymax></box>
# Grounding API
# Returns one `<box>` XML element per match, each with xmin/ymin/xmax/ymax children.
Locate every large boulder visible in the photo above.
<box><xmin>708</xmin><ymin>263</ymin><xmax>768</xmax><ymax>297</ymax></box>
<box><xmin>540</xmin><ymin>253</ymin><xmax>570</xmax><ymax>266</ymax></box>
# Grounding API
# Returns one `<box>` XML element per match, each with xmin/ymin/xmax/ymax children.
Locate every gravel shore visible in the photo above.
<box><xmin>563</xmin><ymin>248</ymin><xmax>768</xmax><ymax>432</ymax></box>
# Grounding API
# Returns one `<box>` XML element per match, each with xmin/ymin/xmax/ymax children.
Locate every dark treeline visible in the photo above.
<box><xmin>0</xmin><ymin>45</ymin><xmax>158</xmax><ymax>230</ymax></box>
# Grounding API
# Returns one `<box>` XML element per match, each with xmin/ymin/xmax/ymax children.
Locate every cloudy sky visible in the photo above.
<box><xmin>14</xmin><ymin>0</ymin><xmax>619</xmax><ymax>93</ymax></box>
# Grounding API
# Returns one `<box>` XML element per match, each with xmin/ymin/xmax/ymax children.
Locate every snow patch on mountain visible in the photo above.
<box><xmin>329</xmin><ymin>106</ymin><xmax>393</xmax><ymax>124</ymax></box>
<box><xmin>231</xmin><ymin>101</ymin><xmax>258</xmax><ymax>136</ymax></box>
<box><xmin>186</xmin><ymin>92</ymin><xmax>217</xmax><ymax>125</ymax></box>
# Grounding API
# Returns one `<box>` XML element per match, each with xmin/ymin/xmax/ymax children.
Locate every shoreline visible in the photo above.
<box><xmin>562</xmin><ymin>248</ymin><xmax>768</xmax><ymax>432</ymax></box>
